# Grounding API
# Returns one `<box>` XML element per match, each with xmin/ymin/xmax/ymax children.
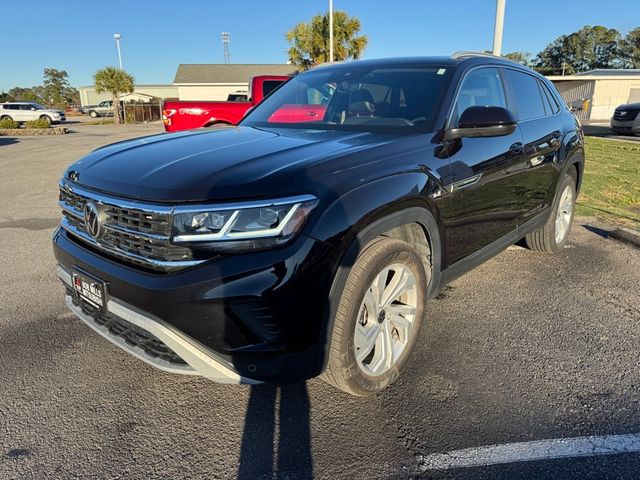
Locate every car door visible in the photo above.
<box><xmin>21</xmin><ymin>104</ymin><xmax>36</xmax><ymax>121</ymax></box>
<box><xmin>502</xmin><ymin>69</ymin><xmax>563</xmax><ymax>226</ymax></box>
<box><xmin>442</xmin><ymin>67</ymin><xmax>525</xmax><ymax>266</ymax></box>
<box><xmin>10</xmin><ymin>104</ymin><xmax>25</xmax><ymax>121</ymax></box>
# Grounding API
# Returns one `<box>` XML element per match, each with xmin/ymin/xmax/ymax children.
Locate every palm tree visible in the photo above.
<box><xmin>93</xmin><ymin>67</ymin><xmax>135</xmax><ymax>124</ymax></box>
<box><xmin>286</xmin><ymin>11</ymin><xmax>368</xmax><ymax>70</ymax></box>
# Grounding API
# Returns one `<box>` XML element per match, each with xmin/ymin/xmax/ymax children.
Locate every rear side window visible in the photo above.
<box><xmin>453</xmin><ymin>67</ymin><xmax>507</xmax><ymax>126</ymax></box>
<box><xmin>538</xmin><ymin>80</ymin><xmax>560</xmax><ymax>115</ymax></box>
<box><xmin>504</xmin><ymin>69</ymin><xmax>546</xmax><ymax>121</ymax></box>
<box><xmin>262</xmin><ymin>80</ymin><xmax>284</xmax><ymax>98</ymax></box>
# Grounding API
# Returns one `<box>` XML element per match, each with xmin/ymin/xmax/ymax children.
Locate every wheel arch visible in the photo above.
<box><xmin>316</xmin><ymin>204</ymin><xmax>443</xmax><ymax>373</ymax></box>
<box><xmin>203</xmin><ymin>119</ymin><xmax>232</xmax><ymax>128</ymax></box>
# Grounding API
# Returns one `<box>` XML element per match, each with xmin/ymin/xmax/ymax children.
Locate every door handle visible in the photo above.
<box><xmin>510</xmin><ymin>142</ymin><xmax>524</xmax><ymax>154</ymax></box>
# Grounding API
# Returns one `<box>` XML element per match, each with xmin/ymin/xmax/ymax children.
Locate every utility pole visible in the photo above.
<box><xmin>329</xmin><ymin>0</ymin><xmax>334</xmax><ymax>62</ymax></box>
<box><xmin>221</xmin><ymin>32</ymin><xmax>231</xmax><ymax>64</ymax></box>
<box><xmin>492</xmin><ymin>0</ymin><xmax>506</xmax><ymax>56</ymax></box>
<box><xmin>113</xmin><ymin>33</ymin><xmax>123</xmax><ymax>69</ymax></box>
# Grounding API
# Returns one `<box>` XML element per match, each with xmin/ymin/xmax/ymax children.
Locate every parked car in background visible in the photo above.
<box><xmin>0</xmin><ymin>102</ymin><xmax>66</xmax><ymax>124</ymax></box>
<box><xmin>53</xmin><ymin>53</ymin><xmax>584</xmax><ymax>396</ymax></box>
<box><xmin>162</xmin><ymin>75</ymin><xmax>290</xmax><ymax>132</ymax></box>
<box><xmin>611</xmin><ymin>103</ymin><xmax>640</xmax><ymax>135</ymax></box>
<box><xmin>86</xmin><ymin>101</ymin><xmax>114</xmax><ymax>118</ymax></box>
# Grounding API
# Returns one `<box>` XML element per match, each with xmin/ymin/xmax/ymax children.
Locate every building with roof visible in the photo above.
<box><xmin>548</xmin><ymin>69</ymin><xmax>640</xmax><ymax>121</ymax></box>
<box><xmin>173</xmin><ymin>64</ymin><xmax>295</xmax><ymax>101</ymax></box>
<box><xmin>78</xmin><ymin>84</ymin><xmax>178</xmax><ymax>107</ymax></box>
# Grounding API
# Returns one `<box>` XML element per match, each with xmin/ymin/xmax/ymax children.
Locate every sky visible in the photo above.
<box><xmin>1</xmin><ymin>0</ymin><xmax>639</xmax><ymax>91</ymax></box>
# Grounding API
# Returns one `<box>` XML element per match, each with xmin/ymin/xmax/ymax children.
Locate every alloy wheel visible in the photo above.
<box><xmin>353</xmin><ymin>263</ymin><xmax>418</xmax><ymax>377</ymax></box>
<box><xmin>555</xmin><ymin>185</ymin><xmax>574</xmax><ymax>245</ymax></box>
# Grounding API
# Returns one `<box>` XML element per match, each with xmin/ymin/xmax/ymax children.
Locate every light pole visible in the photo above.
<box><xmin>329</xmin><ymin>0</ymin><xmax>334</xmax><ymax>62</ymax></box>
<box><xmin>113</xmin><ymin>33</ymin><xmax>123</xmax><ymax>69</ymax></box>
<box><xmin>492</xmin><ymin>0</ymin><xmax>506</xmax><ymax>56</ymax></box>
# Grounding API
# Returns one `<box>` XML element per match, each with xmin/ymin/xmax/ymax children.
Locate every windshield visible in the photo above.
<box><xmin>241</xmin><ymin>64</ymin><xmax>453</xmax><ymax>133</ymax></box>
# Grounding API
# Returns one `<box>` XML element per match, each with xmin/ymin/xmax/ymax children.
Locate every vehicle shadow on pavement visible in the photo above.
<box><xmin>237</xmin><ymin>382</ymin><xmax>313</xmax><ymax>479</ymax></box>
<box><xmin>0</xmin><ymin>137</ymin><xmax>19</xmax><ymax>146</ymax></box>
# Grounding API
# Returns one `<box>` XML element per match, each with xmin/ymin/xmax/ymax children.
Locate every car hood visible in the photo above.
<box><xmin>65</xmin><ymin>126</ymin><xmax>431</xmax><ymax>202</ymax></box>
<box><xmin>617</xmin><ymin>103</ymin><xmax>640</xmax><ymax>110</ymax></box>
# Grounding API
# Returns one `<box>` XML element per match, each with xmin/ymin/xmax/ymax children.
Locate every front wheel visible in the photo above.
<box><xmin>322</xmin><ymin>238</ymin><xmax>427</xmax><ymax>396</ymax></box>
<box><xmin>89</xmin><ymin>111</ymin><xmax>98</xmax><ymax>118</ymax></box>
<box><xmin>39</xmin><ymin>115</ymin><xmax>52</xmax><ymax>126</ymax></box>
<box><xmin>525</xmin><ymin>172</ymin><xmax>577</xmax><ymax>253</ymax></box>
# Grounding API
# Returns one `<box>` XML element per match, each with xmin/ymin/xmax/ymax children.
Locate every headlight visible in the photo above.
<box><xmin>172</xmin><ymin>195</ymin><xmax>317</xmax><ymax>252</ymax></box>
<box><xmin>53</xmin><ymin>112</ymin><xmax>60</xmax><ymax>117</ymax></box>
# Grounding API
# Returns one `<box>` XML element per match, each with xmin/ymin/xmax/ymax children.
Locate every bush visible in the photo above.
<box><xmin>0</xmin><ymin>118</ymin><xmax>19</xmax><ymax>129</ymax></box>
<box><xmin>25</xmin><ymin>119</ymin><xmax>51</xmax><ymax>129</ymax></box>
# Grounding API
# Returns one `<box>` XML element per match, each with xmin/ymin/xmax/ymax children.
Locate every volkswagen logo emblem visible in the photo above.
<box><xmin>83</xmin><ymin>202</ymin><xmax>101</xmax><ymax>239</ymax></box>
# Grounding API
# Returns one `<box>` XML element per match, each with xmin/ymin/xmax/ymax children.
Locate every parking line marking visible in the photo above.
<box><xmin>419</xmin><ymin>433</ymin><xmax>640</xmax><ymax>471</ymax></box>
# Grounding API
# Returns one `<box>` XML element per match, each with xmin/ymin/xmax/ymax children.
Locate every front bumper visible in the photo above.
<box><xmin>53</xmin><ymin>225</ymin><xmax>342</xmax><ymax>383</ymax></box>
<box><xmin>610</xmin><ymin>118</ymin><xmax>640</xmax><ymax>132</ymax></box>
<box><xmin>58</xmin><ymin>266</ymin><xmax>257</xmax><ymax>383</ymax></box>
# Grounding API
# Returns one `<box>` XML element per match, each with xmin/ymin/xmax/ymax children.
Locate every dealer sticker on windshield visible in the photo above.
<box><xmin>72</xmin><ymin>269</ymin><xmax>107</xmax><ymax>313</ymax></box>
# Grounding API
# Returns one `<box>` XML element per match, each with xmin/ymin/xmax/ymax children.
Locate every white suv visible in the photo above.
<box><xmin>0</xmin><ymin>102</ymin><xmax>66</xmax><ymax>124</ymax></box>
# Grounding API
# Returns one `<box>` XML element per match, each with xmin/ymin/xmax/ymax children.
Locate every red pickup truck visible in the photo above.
<box><xmin>162</xmin><ymin>75</ymin><xmax>289</xmax><ymax>132</ymax></box>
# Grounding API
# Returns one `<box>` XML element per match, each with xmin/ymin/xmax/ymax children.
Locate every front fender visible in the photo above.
<box><xmin>309</xmin><ymin>172</ymin><xmax>446</xmax><ymax>373</ymax></box>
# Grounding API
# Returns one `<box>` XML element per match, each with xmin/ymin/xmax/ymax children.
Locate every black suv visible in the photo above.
<box><xmin>53</xmin><ymin>53</ymin><xmax>584</xmax><ymax>396</ymax></box>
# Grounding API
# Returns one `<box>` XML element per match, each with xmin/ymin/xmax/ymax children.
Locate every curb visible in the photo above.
<box><xmin>0</xmin><ymin>127</ymin><xmax>69</xmax><ymax>136</ymax></box>
<box><xmin>609</xmin><ymin>227</ymin><xmax>640</xmax><ymax>249</ymax></box>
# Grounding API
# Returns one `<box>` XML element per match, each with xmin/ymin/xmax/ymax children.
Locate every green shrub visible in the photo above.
<box><xmin>0</xmin><ymin>118</ymin><xmax>19</xmax><ymax>129</ymax></box>
<box><xmin>25</xmin><ymin>118</ymin><xmax>51</xmax><ymax>129</ymax></box>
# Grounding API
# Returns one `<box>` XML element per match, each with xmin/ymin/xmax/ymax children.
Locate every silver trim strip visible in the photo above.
<box><xmin>103</xmin><ymin>222</ymin><xmax>171</xmax><ymax>241</ymax></box>
<box><xmin>57</xmin><ymin>267</ymin><xmax>260</xmax><ymax>384</ymax></box>
<box><xmin>60</xmin><ymin>217</ymin><xmax>205</xmax><ymax>270</ymax></box>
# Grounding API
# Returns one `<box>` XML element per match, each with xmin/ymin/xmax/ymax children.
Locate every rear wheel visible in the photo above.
<box><xmin>322</xmin><ymin>238</ymin><xmax>427</xmax><ymax>396</ymax></box>
<box><xmin>525</xmin><ymin>172</ymin><xmax>577</xmax><ymax>253</ymax></box>
<box><xmin>0</xmin><ymin>115</ymin><xmax>11</xmax><ymax>121</ymax></box>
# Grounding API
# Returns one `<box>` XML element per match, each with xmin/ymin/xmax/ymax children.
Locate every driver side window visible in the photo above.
<box><xmin>453</xmin><ymin>68</ymin><xmax>507</xmax><ymax>126</ymax></box>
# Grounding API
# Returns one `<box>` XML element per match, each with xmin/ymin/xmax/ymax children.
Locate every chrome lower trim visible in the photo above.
<box><xmin>57</xmin><ymin>267</ymin><xmax>261</xmax><ymax>384</ymax></box>
<box><xmin>60</xmin><ymin>217</ymin><xmax>205</xmax><ymax>271</ymax></box>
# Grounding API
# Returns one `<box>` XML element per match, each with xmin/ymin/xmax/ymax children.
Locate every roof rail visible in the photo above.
<box><xmin>451</xmin><ymin>51</ymin><xmax>504</xmax><ymax>60</ymax></box>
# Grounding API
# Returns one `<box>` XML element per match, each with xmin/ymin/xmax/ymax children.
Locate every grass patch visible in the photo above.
<box><xmin>577</xmin><ymin>137</ymin><xmax>640</xmax><ymax>229</ymax></box>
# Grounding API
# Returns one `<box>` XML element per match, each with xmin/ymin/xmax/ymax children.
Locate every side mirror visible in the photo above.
<box><xmin>445</xmin><ymin>106</ymin><xmax>517</xmax><ymax>140</ymax></box>
<box><xmin>31</xmin><ymin>107</ymin><xmax>36</xmax><ymax>111</ymax></box>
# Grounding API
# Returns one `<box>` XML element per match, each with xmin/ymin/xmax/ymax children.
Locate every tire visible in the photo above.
<box><xmin>39</xmin><ymin>115</ymin><xmax>51</xmax><ymax>125</ymax></box>
<box><xmin>525</xmin><ymin>172</ymin><xmax>577</xmax><ymax>253</ymax></box>
<box><xmin>0</xmin><ymin>115</ymin><xmax>11</xmax><ymax>121</ymax></box>
<box><xmin>89</xmin><ymin>111</ymin><xmax>98</xmax><ymax>118</ymax></box>
<box><xmin>322</xmin><ymin>237</ymin><xmax>427</xmax><ymax>396</ymax></box>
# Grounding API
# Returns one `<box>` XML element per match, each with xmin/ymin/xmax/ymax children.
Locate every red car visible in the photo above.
<box><xmin>162</xmin><ymin>75</ymin><xmax>289</xmax><ymax>132</ymax></box>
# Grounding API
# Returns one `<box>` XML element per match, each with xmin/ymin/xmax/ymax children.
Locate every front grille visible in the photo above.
<box><xmin>59</xmin><ymin>184</ymin><xmax>199</xmax><ymax>272</ymax></box>
<box><xmin>69</xmin><ymin>293</ymin><xmax>187</xmax><ymax>366</ymax></box>
<box><xmin>613</xmin><ymin>109</ymin><xmax>639</xmax><ymax>121</ymax></box>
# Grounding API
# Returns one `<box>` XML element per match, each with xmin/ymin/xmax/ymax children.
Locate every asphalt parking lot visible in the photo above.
<box><xmin>1</xmin><ymin>125</ymin><xmax>640</xmax><ymax>479</ymax></box>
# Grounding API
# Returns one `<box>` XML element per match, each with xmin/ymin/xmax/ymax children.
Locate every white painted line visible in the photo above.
<box><xmin>420</xmin><ymin>433</ymin><xmax>640</xmax><ymax>471</ymax></box>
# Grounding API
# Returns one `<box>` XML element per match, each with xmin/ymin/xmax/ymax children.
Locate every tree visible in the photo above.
<box><xmin>534</xmin><ymin>25</ymin><xmax>622</xmax><ymax>75</ymax></box>
<box><xmin>286</xmin><ymin>10</ymin><xmax>368</xmax><ymax>69</ymax></box>
<box><xmin>43</xmin><ymin>68</ymin><xmax>77</xmax><ymax>107</ymax></box>
<box><xmin>620</xmin><ymin>27</ymin><xmax>640</xmax><ymax>68</ymax></box>
<box><xmin>503</xmin><ymin>51</ymin><xmax>531</xmax><ymax>66</ymax></box>
<box><xmin>7</xmin><ymin>86</ymin><xmax>42</xmax><ymax>103</ymax></box>
<box><xmin>93</xmin><ymin>67</ymin><xmax>135</xmax><ymax>124</ymax></box>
